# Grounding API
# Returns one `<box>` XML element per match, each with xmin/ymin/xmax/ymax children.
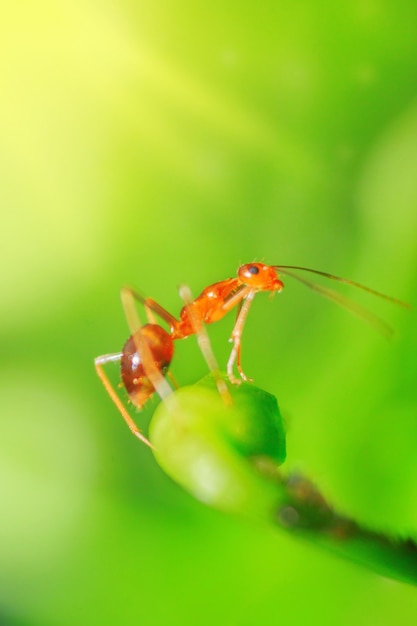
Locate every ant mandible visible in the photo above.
<box><xmin>95</xmin><ymin>262</ymin><xmax>409</xmax><ymax>448</ymax></box>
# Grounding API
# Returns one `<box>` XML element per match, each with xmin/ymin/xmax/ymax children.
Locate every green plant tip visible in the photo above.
<box><xmin>149</xmin><ymin>374</ymin><xmax>286</xmax><ymax>517</ymax></box>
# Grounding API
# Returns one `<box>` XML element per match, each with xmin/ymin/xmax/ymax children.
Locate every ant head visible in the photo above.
<box><xmin>238</xmin><ymin>263</ymin><xmax>284</xmax><ymax>292</ymax></box>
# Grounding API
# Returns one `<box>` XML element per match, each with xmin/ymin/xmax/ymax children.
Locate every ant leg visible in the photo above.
<box><xmin>166</xmin><ymin>371</ymin><xmax>179</xmax><ymax>389</ymax></box>
<box><xmin>179</xmin><ymin>285</ymin><xmax>232</xmax><ymax>405</ymax></box>
<box><xmin>235</xmin><ymin>343</ymin><xmax>252</xmax><ymax>383</ymax></box>
<box><xmin>145</xmin><ymin>305</ymin><xmax>158</xmax><ymax>325</ymax></box>
<box><xmin>227</xmin><ymin>291</ymin><xmax>255</xmax><ymax>384</ymax></box>
<box><xmin>95</xmin><ymin>353</ymin><xmax>154</xmax><ymax>448</ymax></box>
<box><xmin>120</xmin><ymin>287</ymin><xmax>173</xmax><ymax>402</ymax></box>
<box><xmin>121</xmin><ymin>286</ymin><xmax>178</xmax><ymax>329</ymax></box>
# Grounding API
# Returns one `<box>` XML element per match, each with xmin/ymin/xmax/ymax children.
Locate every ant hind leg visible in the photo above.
<box><xmin>94</xmin><ymin>353</ymin><xmax>154</xmax><ymax>448</ymax></box>
<box><xmin>120</xmin><ymin>287</ymin><xmax>173</xmax><ymax>403</ymax></box>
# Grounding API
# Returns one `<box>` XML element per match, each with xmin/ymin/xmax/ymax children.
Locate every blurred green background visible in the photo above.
<box><xmin>1</xmin><ymin>1</ymin><xmax>417</xmax><ymax>624</ymax></box>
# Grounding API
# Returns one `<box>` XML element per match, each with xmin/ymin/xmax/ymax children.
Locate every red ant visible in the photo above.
<box><xmin>95</xmin><ymin>262</ymin><xmax>409</xmax><ymax>448</ymax></box>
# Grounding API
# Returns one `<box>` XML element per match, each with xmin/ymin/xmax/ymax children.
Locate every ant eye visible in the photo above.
<box><xmin>248</xmin><ymin>265</ymin><xmax>259</xmax><ymax>275</ymax></box>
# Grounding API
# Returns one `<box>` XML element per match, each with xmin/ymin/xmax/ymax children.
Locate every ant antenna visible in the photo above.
<box><xmin>276</xmin><ymin>267</ymin><xmax>401</xmax><ymax>338</ymax></box>
<box><xmin>276</xmin><ymin>265</ymin><xmax>410</xmax><ymax>309</ymax></box>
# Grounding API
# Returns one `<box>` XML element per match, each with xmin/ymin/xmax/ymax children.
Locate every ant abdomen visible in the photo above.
<box><xmin>121</xmin><ymin>324</ymin><xmax>174</xmax><ymax>408</ymax></box>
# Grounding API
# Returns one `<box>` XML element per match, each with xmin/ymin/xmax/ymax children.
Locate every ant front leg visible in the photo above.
<box><xmin>227</xmin><ymin>291</ymin><xmax>255</xmax><ymax>384</ymax></box>
<box><xmin>94</xmin><ymin>352</ymin><xmax>154</xmax><ymax>448</ymax></box>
